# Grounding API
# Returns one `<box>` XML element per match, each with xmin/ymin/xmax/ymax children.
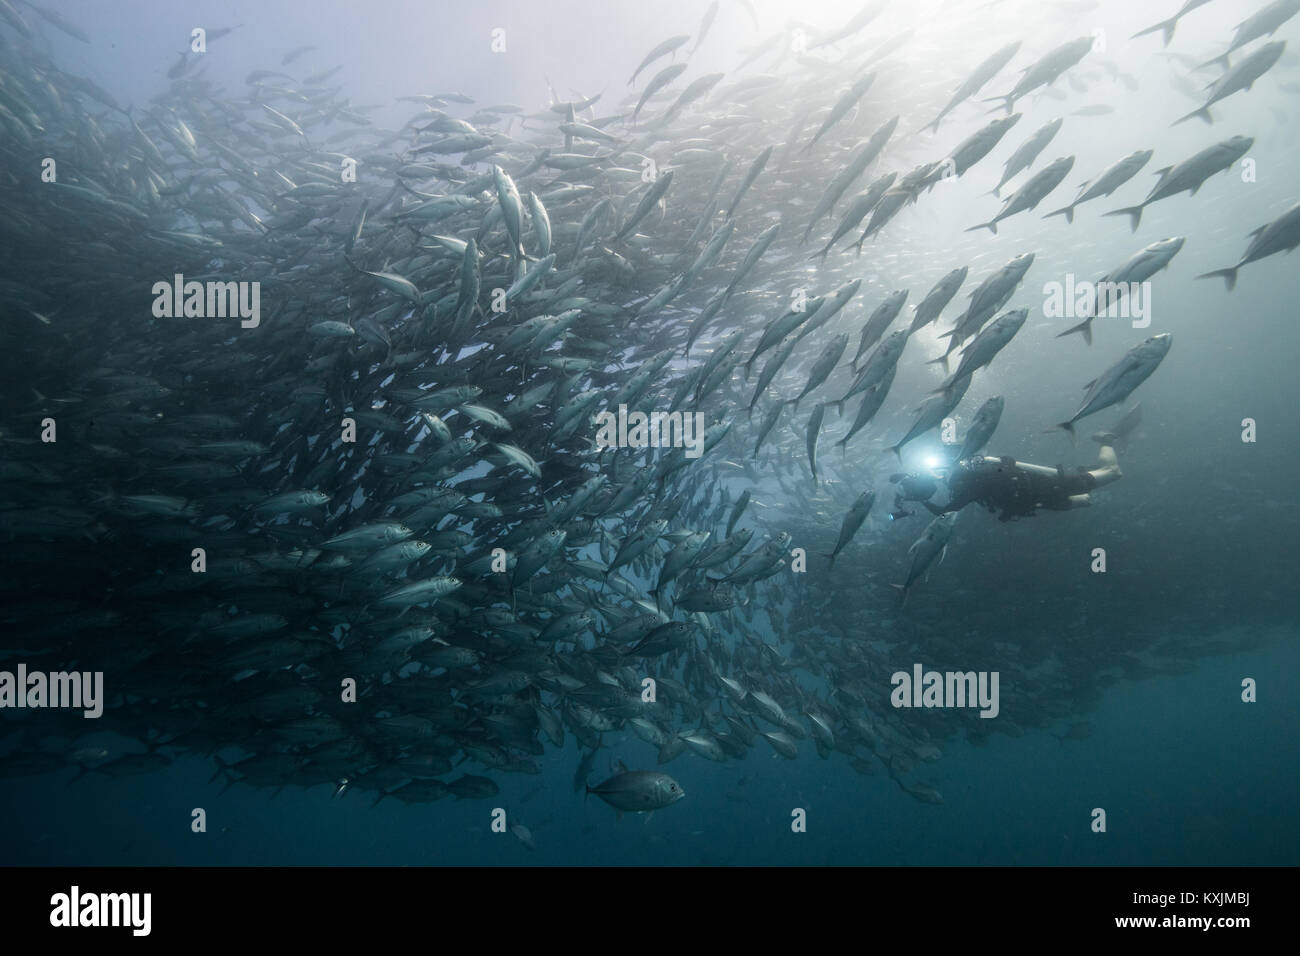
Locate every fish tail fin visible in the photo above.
<box><xmin>890</xmin><ymin>583</ymin><xmax>909</xmax><ymax>608</ymax></box>
<box><xmin>964</xmin><ymin>220</ymin><xmax>997</xmax><ymax>234</ymax></box>
<box><xmin>888</xmin><ymin>443</ymin><xmax>903</xmax><ymax>459</ymax></box>
<box><xmin>1198</xmin><ymin>53</ymin><xmax>1230</xmax><ymax>71</ymax></box>
<box><xmin>1196</xmin><ymin>267</ymin><xmax>1238</xmax><ymax>291</ymax></box>
<box><xmin>925</xmin><ymin>353</ymin><xmax>951</xmax><ymax>373</ymax></box>
<box><xmin>1104</xmin><ymin>205</ymin><xmax>1142</xmax><ymax>232</ymax></box>
<box><xmin>1173</xmin><ymin>107</ymin><xmax>1212</xmax><ymax>126</ymax></box>
<box><xmin>1051</xmin><ymin>421</ymin><xmax>1077</xmax><ymax>444</ymax></box>
<box><xmin>1131</xmin><ymin>18</ymin><xmax>1177</xmax><ymax>46</ymax></box>
<box><xmin>1056</xmin><ymin>317</ymin><xmax>1094</xmax><ymax>345</ymax></box>
<box><xmin>1043</xmin><ymin>204</ymin><xmax>1074</xmax><ymax>223</ymax></box>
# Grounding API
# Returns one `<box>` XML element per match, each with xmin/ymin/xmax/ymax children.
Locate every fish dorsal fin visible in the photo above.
<box><xmin>1151</xmin><ymin>165</ymin><xmax>1173</xmax><ymax>185</ymax></box>
<box><xmin>615</xmin><ymin>758</ymin><xmax>629</xmax><ymax>774</ymax></box>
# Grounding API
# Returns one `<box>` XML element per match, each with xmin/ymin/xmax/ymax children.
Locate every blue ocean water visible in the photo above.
<box><xmin>4</xmin><ymin>638</ymin><xmax>1296</xmax><ymax>865</ymax></box>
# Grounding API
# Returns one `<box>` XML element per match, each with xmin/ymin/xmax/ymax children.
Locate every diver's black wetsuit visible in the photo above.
<box><xmin>923</xmin><ymin>449</ymin><xmax>1121</xmax><ymax>521</ymax></box>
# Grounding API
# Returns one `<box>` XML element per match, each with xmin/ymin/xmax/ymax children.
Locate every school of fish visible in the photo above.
<box><xmin>2</xmin><ymin>0</ymin><xmax>1298</xmax><ymax>813</ymax></box>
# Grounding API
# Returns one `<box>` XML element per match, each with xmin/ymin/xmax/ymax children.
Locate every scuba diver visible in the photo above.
<box><xmin>896</xmin><ymin>446</ymin><xmax>1122</xmax><ymax>522</ymax></box>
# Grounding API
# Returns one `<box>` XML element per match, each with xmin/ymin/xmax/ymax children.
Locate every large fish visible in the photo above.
<box><xmin>803</xmin><ymin>117</ymin><xmax>898</xmax><ymax>240</ymax></box>
<box><xmin>954</xmin><ymin>396</ymin><xmax>1005</xmax><ymax>461</ymax></box>
<box><xmin>1105</xmin><ymin>136</ymin><xmax>1253</xmax><ymax>231</ymax></box>
<box><xmin>1053</xmin><ymin>335</ymin><xmax>1173</xmax><ymax>437</ymax></box>
<box><xmin>967</xmin><ymin>156</ymin><xmax>1074</xmax><ymax>234</ymax></box>
<box><xmin>1197</xmin><ymin>199</ymin><xmax>1300</xmax><ymax>290</ymax></box>
<box><xmin>1175</xmin><ymin>41</ymin><xmax>1285</xmax><ymax>125</ymax></box>
<box><xmin>629</xmin><ymin>34</ymin><xmax>691</xmax><ymax>85</ymax></box>
<box><xmin>825</xmin><ymin>491</ymin><xmax>876</xmax><ymax>566</ymax></box>
<box><xmin>892</xmin><ymin>514</ymin><xmax>957</xmax><ymax>606</ymax></box>
<box><xmin>925</xmin><ymin>41</ymin><xmax>1022</xmax><ymax>132</ymax></box>
<box><xmin>633</xmin><ymin>62</ymin><xmax>688</xmax><ymax>122</ymax></box>
<box><xmin>937</xmin><ymin>253</ymin><xmax>1035</xmax><ymax>368</ymax></box>
<box><xmin>945</xmin><ymin>114</ymin><xmax>1021</xmax><ymax>180</ymax></box>
<box><xmin>909</xmin><ymin>268</ymin><xmax>968</xmax><ymax>335</ymax></box>
<box><xmin>805</xmin><ymin>73</ymin><xmax>877</xmax><ymax>153</ymax></box>
<box><xmin>890</xmin><ymin>374</ymin><xmax>972</xmax><ymax>457</ymax></box>
<box><xmin>852</xmin><ymin>290</ymin><xmax>909</xmax><ymax>364</ymax></box>
<box><xmin>836</xmin><ymin>363</ymin><xmax>898</xmax><ymax>451</ymax></box>
<box><xmin>810</xmin><ymin>0</ymin><xmax>887</xmax><ymax>49</ymax></box>
<box><xmin>1043</xmin><ymin>149</ymin><xmax>1154</xmax><ymax>223</ymax></box>
<box><xmin>990</xmin><ymin>118</ymin><xmax>1063</xmax><ymax>198</ymax></box>
<box><xmin>792</xmin><ymin>333</ymin><xmax>850</xmax><ymax>410</ymax></box>
<box><xmin>936</xmin><ymin>308</ymin><xmax>1027</xmax><ymax>392</ymax></box>
<box><xmin>1197</xmin><ymin>0</ymin><xmax>1300</xmax><ymax>69</ymax></box>
<box><xmin>1058</xmin><ymin>237</ymin><xmax>1185</xmax><ymax>344</ymax></box>
<box><xmin>984</xmin><ymin>37</ymin><xmax>1094</xmax><ymax>114</ymax></box>
<box><xmin>587</xmin><ymin>767</ymin><xmax>686</xmax><ymax>814</ymax></box>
